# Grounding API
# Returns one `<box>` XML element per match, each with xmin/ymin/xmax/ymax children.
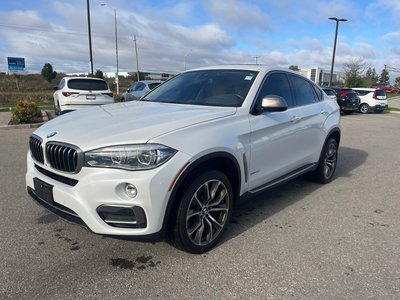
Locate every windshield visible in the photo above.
<box><xmin>142</xmin><ymin>70</ymin><xmax>258</xmax><ymax>107</ymax></box>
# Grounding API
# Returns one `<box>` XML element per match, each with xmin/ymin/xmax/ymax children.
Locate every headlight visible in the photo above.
<box><xmin>85</xmin><ymin>144</ymin><xmax>177</xmax><ymax>171</ymax></box>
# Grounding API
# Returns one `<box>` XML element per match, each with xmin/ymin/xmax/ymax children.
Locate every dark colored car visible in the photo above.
<box><xmin>330</xmin><ymin>87</ymin><xmax>360</xmax><ymax>114</ymax></box>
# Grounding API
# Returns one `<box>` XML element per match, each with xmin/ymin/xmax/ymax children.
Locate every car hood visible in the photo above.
<box><xmin>34</xmin><ymin>101</ymin><xmax>237</xmax><ymax>151</ymax></box>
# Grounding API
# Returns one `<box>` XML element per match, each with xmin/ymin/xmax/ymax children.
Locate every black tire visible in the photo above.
<box><xmin>343</xmin><ymin>110</ymin><xmax>353</xmax><ymax>115</ymax></box>
<box><xmin>54</xmin><ymin>101</ymin><xmax>61</xmax><ymax>116</ymax></box>
<box><xmin>120</xmin><ymin>97</ymin><xmax>125</xmax><ymax>102</ymax></box>
<box><xmin>307</xmin><ymin>138</ymin><xmax>338</xmax><ymax>184</ymax></box>
<box><xmin>171</xmin><ymin>170</ymin><xmax>233</xmax><ymax>254</ymax></box>
<box><xmin>359</xmin><ymin>103</ymin><xmax>370</xmax><ymax>114</ymax></box>
<box><xmin>375</xmin><ymin>109</ymin><xmax>383</xmax><ymax>113</ymax></box>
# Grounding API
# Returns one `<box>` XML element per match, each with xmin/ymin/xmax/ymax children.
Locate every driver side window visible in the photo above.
<box><xmin>257</xmin><ymin>73</ymin><xmax>294</xmax><ymax>108</ymax></box>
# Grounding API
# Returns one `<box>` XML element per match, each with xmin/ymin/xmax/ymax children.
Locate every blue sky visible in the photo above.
<box><xmin>0</xmin><ymin>0</ymin><xmax>399</xmax><ymax>81</ymax></box>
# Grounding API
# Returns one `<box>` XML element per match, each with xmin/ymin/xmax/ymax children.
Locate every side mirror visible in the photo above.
<box><xmin>53</xmin><ymin>86</ymin><xmax>58</xmax><ymax>91</ymax></box>
<box><xmin>257</xmin><ymin>95</ymin><xmax>288</xmax><ymax>113</ymax></box>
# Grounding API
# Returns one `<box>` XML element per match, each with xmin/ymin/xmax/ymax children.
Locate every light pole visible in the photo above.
<box><xmin>101</xmin><ymin>3</ymin><xmax>119</xmax><ymax>94</ymax></box>
<box><xmin>86</xmin><ymin>0</ymin><xmax>93</xmax><ymax>77</ymax></box>
<box><xmin>329</xmin><ymin>18</ymin><xmax>347</xmax><ymax>86</ymax></box>
<box><xmin>328</xmin><ymin>17</ymin><xmax>347</xmax><ymax>87</ymax></box>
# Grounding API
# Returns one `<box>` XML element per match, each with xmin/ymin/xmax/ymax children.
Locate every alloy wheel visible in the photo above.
<box><xmin>323</xmin><ymin>141</ymin><xmax>337</xmax><ymax>180</ymax></box>
<box><xmin>185</xmin><ymin>179</ymin><xmax>229</xmax><ymax>246</ymax></box>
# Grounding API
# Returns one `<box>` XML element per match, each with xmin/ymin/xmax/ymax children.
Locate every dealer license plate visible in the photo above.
<box><xmin>33</xmin><ymin>178</ymin><xmax>54</xmax><ymax>205</ymax></box>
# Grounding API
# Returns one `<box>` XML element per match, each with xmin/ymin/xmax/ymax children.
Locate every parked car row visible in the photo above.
<box><xmin>53</xmin><ymin>77</ymin><xmax>162</xmax><ymax>114</ymax></box>
<box><xmin>322</xmin><ymin>86</ymin><xmax>388</xmax><ymax>114</ymax></box>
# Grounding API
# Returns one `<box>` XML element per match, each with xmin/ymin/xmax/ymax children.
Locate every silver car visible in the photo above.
<box><xmin>121</xmin><ymin>80</ymin><xmax>161</xmax><ymax>102</ymax></box>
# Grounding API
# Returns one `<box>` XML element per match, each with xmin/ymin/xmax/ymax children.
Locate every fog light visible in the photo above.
<box><xmin>125</xmin><ymin>183</ymin><xmax>137</xmax><ymax>198</ymax></box>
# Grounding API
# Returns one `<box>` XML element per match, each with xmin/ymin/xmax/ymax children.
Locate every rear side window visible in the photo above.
<box><xmin>257</xmin><ymin>73</ymin><xmax>294</xmax><ymax>107</ymax></box>
<box><xmin>67</xmin><ymin>79</ymin><xmax>109</xmax><ymax>91</ymax></box>
<box><xmin>313</xmin><ymin>85</ymin><xmax>323</xmax><ymax>101</ymax></box>
<box><xmin>148</xmin><ymin>83</ymin><xmax>160</xmax><ymax>90</ymax></box>
<box><xmin>324</xmin><ymin>89</ymin><xmax>336</xmax><ymax>96</ymax></box>
<box><xmin>290</xmin><ymin>75</ymin><xmax>319</xmax><ymax>106</ymax></box>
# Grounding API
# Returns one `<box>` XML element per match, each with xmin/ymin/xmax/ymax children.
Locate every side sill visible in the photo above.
<box><xmin>248</xmin><ymin>163</ymin><xmax>317</xmax><ymax>194</ymax></box>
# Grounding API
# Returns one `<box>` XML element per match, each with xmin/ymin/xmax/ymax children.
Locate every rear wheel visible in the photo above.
<box><xmin>171</xmin><ymin>170</ymin><xmax>233</xmax><ymax>254</ymax></box>
<box><xmin>120</xmin><ymin>97</ymin><xmax>125</xmax><ymax>102</ymax></box>
<box><xmin>359</xmin><ymin>103</ymin><xmax>370</xmax><ymax>114</ymax></box>
<box><xmin>307</xmin><ymin>138</ymin><xmax>338</xmax><ymax>184</ymax></box>
<box><xmin>55</xmin><ymin>101</ymin><xmax>61</xmax><ymax>115</ymax></box>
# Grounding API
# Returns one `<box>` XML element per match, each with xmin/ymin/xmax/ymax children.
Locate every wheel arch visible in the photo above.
<box><xmin>163</xmin><ymin>151</ymin><xmax>242</xmax><ymax>232</ymax></box>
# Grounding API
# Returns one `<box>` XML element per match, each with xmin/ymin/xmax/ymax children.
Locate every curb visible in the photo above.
<box><xmin>0</xmin><ymin>110</ymin><xmax>51</xmax><ymax>130</ymax></box>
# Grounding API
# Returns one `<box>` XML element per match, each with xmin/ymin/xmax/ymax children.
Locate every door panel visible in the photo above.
<box><xmin>248</xmin><ymin>106</ymin><xmax>306</xmax><ymax>190</ymax></box>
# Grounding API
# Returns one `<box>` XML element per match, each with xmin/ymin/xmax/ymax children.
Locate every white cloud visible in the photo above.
<box><xmin>204</xmin><ymin>0</ymin><xmax>271</xmax><ymax>31</ymax></box>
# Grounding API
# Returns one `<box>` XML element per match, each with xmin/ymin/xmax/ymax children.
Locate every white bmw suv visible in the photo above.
<box><xmin>27</xmin><ymin>65</ymin><xmax>341</xmax><ymax>253</ymax></box>
<box><xmin>53</xmin><ymin>77</ymin><xmax>115</xmax><ymax>114</ymax></box>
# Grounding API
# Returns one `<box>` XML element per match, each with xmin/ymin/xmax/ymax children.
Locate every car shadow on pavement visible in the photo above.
<box><xmin>220</xmin><ymin>146</ymin><xmax>368</xmax><ymax>245</ymax></box>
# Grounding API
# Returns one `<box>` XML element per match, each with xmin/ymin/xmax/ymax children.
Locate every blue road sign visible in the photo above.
<box><xmin>8</xmin><ymin>57</ymin><xmax>25</xmax><ymax>71</ymax></box>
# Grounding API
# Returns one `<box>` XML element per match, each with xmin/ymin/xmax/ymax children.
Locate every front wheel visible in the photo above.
<box><xmin>307</xmin><ymin>138</ymin><xmax>338</xmax><ymax>184</ymax></box>
<box><xmin>171</xmin><ymin>170</ymin><xmax>233</xmax><ymax>254</ymax></box>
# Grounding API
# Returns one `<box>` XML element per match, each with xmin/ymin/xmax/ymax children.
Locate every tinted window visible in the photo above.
<box><xmin>323</xmin><ymin>89</ymin><xmax>336</xmax><ymax>96</ymax></box>
<box><xmin>128</xmin><ymin>83</ymin><xmax>137</xmax><ymax>92</ymax></box>
<box><xmin>257</xmin><ymin>73</ymin><xmax>294</xmax><ymax>107</ymax></box>
<box><xmin>68</xmin><ymin>79</ymin><xmax>108</xmax><ymax>91</ymax></box>
<box><xmin>375</xmin><ymin>90</ymin><xmax>386</xmax><ymax>97</ymax></box>
<box><xmin>290</xmin><ymin>75</ymin><xmax>318</xmax><ymax>106</ymax></box>
<box><xmin>143</xmin><ymin>70</ymin><xmax>258</xmax><ymax>107</ymax></box>
<box><xmin>148</xmin><ymin>83</ymin><xmax>160</xmax><ymax>90</ymax></box>
<box><xmin>135</xmin><ymin>83</ymin><xmax>146</xmax><ymax>91</ymax></box>
<box><xmin>313</xmin><ymin>85</ymin><xmax>323</xmax><ymax>101</ymax></box>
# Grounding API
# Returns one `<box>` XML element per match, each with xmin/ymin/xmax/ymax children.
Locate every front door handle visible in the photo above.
<box><xmin>320</xmin><ymin>110</ymin><xmax>328</xmax><ymax>115</ymax></box>
<box><xmin>290</xmin><ymin>116</ymin><xmax>301</xmax><ymax>123</ymax></box>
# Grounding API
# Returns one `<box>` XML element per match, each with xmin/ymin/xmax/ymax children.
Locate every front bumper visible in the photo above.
<box><xmin>26</xmin><ymin>150</ymin><xmax>191</xmax><ymax>237</ymax></box>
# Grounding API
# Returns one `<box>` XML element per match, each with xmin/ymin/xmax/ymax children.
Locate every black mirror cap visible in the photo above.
<box><xmin>53</xmin><ymin>86</ymin><xmax>58</xmax><ymax>91</ymax></box>
<box><xmin>259</xmin><ymin>95</ymin><xmax>288</xmax><ymax>112</ymax></box>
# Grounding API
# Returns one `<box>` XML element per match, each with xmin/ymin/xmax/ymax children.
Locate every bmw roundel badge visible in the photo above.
<box><xmin>47</xmin><ymin>132</ymin><xmax>57</xmax><ymax>138</ymax></box>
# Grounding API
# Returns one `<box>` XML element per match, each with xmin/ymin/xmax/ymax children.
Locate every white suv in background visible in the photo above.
<box><xmin>352</xmin><ymin>87</ymin><xmax>387</xmax><ymax>113</ymax></box>
<box><xmin>53</xmin><ymin>77</ymin><xmax>115</xmax><ymax>114</ymax></box>
<box><xmin>27</xmin><ymin>65</ymin><xmax>341</xmax><ymax>253</ymax></box>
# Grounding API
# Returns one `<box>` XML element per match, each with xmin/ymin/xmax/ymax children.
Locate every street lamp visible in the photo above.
<box><xmin>101</xmin><ymin>3</ymin><xmax>119</xmax><ymax>94</ymax></box>
<box><xmin>86</xmin><ymin>0</ymin><xmax>93</xmax><ymax>77</ymax></box>
<box><xmin>328</xmin><ymin>17</ymin><xmax>347</xmax><ymax>87</ymax></box>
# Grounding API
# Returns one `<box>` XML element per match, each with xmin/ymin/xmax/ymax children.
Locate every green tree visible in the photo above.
<box><xmin>94</xmin><ymin>69</ymin><xmax>104</xmax><ymax>79</ymax></box>
<box><xmin>289</xmin><ymin>65</ymin><xmax>300</xmax><ymax>71</ymax></box>
<box><xmin>395</xmin><ymin>76</ymin><xmax>400</xmax><ymax>87</ymax></box>
<box><xmin>41</xmin><ymin>63</ymin><xmax>57</xmax><ymax>82</ymax></box>
<box><xmin>379</xmin><ymin>68</ymin><xmax>389</xmax><ymax>85</ymax></box>
<box><xmin>364</xmin><ymin>67</ymin><xmax>379</xmax><ymax>86</ymax></box>
<box><xmin>343</xmin><ymin>59</ymin><xmax>366</xmax><ymax>88</ymax></box>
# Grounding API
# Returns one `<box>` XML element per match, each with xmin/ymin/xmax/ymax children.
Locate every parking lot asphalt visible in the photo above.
<box><xmin>1</xmin><ymin>112</ymin><xmax>400</xmax><ymax>299</ymax></box>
